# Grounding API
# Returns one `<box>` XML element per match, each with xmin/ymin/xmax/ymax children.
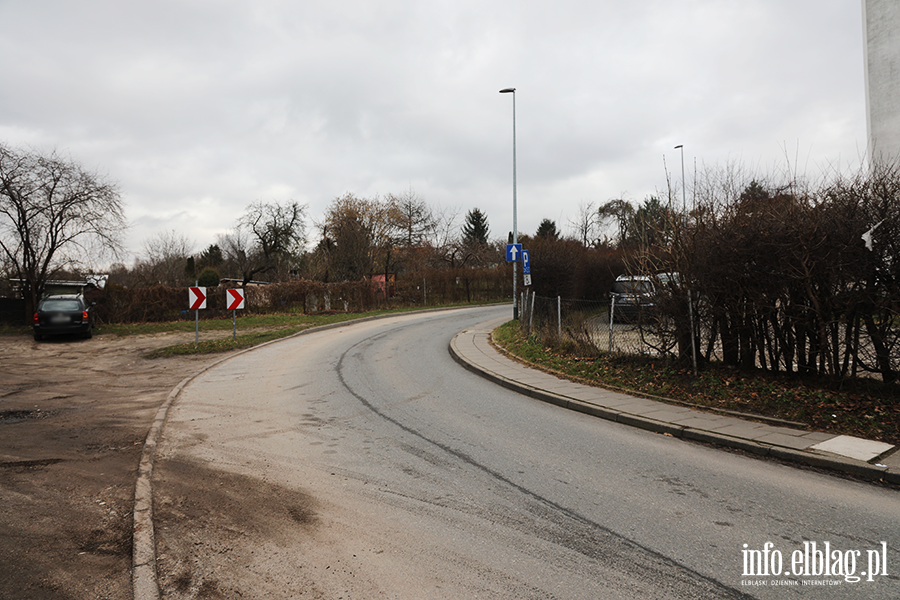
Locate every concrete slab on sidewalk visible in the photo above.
<box><xmin>702</xmin><ymin>421</ymin><xmax>768</xmax><ymax>439</ymax></box>
<box><xmin>753</xmin><ymin>431</ymin><xmax>822</xmax><ymax>451</ymax></box>
<box><xmin>810</xmin><ymin>435</ymin><xmax>895</xmax><ymax>462</ymax></box>
<box><xmin>634</xmin><ymin>407</ymin><xmax>699</xmax><ymax>422</ymax></box>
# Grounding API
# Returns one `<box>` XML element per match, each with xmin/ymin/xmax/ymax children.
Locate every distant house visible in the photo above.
<box><xmin>218</xmin><ymin>278</ymin><xmax>270</xmax><ymax>288</ymax></box>
<box><xmin>3</xmin><ymin>277</ymin><xmax>106</xmax><ymax>324</ymax></box>
<box><xmin>9</xmin><ymin>277</ymin><xmax>106</xmax><ymax>298</ymax></box>
<box><xmin>371</xmin><ymin>274</ymin><xmax>395</xmax><ymax>298</ymax></box>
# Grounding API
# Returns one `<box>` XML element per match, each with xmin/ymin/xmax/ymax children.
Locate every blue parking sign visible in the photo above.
<box><xmin>506</xmin><ymin>244</ymin><xmax>522</xmax><ymax>262</ymax></box>
<box><xmin>521</xmin><ymin>250</ymin><xmax>531</xmax><ymax>274</ymax></box>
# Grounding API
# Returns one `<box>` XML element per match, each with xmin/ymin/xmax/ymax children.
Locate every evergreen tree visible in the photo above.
<box><xmin>199</xmin><ymin>244</ymin><xmax>224</xmax><ymax>269</ymax></box>
<box><xmin>462</xmin><ymin>208</ymin><xmax>490</xmax><ymax>245</ymax></box>
<box><xmin>184</xmin><ymin>256</ymin><xmax>196</xmax><ymax>281</ymax></box>
<box><xmin>535</xmin><ymin>218</ymin><xmax>559</xmax><ymax>239</ymax></box>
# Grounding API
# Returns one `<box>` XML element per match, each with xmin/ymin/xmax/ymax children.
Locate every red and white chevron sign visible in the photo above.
<box><xmin>226</xmin><ymin>288</ymin><xmax>245</xmax><ymax>310</ymax></box>
<box><xmin>188</xmin><ymin>286</ymin><xmax>207</xmax><ymax>310</ymax></box>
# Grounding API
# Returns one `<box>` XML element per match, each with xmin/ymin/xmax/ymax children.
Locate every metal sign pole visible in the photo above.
<box><xmin>233</xmin><ymin>309</ymin><xmax>237</xmax><ymax>341</ymax></box>
<box><xmin>195</xmin><ymin>280</ymin><xmax>199</xmax><ymax>344</ymax></box>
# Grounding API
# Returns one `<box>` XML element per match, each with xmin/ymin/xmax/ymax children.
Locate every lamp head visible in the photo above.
<box><xmin>499</xmin><ymin>88</ymin><xmax>516</xmax><ymax>93</ymax></box>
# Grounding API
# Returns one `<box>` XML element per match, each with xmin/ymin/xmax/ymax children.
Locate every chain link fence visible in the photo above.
<box><xmin>520</xmin><ymin>291</ymin><xmax>692</xmax><ymax>360</ymax></box>
<box><xmin>520</xmin><ymin>289</ymin><xmax>891</xmax><ymax>383</ymax></box>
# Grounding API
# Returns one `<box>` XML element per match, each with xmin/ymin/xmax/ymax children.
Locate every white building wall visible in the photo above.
<box><xmin>863</xmin><ymin>0</ymin><xmax>900</xmax><ymax>162</ymax></box>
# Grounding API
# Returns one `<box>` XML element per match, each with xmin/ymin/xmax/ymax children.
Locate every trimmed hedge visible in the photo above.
<box><xmin>88</xmin><ymin>268</ymin><xmax>514</xmax><ymax>324</ymax></box>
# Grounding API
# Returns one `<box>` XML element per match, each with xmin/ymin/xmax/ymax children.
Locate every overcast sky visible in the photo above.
<box><xmin>0</xmin><ymin>0</ymin><xmax>868</xmax><ymax>264</ymax></box>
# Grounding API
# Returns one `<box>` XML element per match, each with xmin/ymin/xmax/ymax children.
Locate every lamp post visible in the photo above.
<box><xmin>674</xmin><ymin>144</ymin><xmax>698</xmax><ymax>375</ymax></box>
<box><xmin>674</xmin><ymin>144</ymin><xmax>686</xmax><ymax>216</ymax></box>
<box><xmin>500</xmin><ymin>87</ymin><xmax>518</xmax><ymax>319</ymax></box>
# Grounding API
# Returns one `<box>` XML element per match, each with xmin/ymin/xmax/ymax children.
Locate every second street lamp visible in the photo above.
<box><xmin>674</xmin><ymin>143</ymin><xmax>698</xmax><ymax>374</ymax></box>
<box><xmin>674</xmin><ymin>144</ymin><xmax>686</xmax><ymax>217</ymax></box>
<box><xmin>500</xmin><ymin>87</ymin><xmax>518</xmax><ymax>319</ymax></box>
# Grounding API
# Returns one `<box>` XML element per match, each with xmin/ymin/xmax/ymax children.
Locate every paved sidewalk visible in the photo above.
<box><xmin>450</xmin><ymin>317</ymin><xmax>900</xmax><ymax>485</ymax></box>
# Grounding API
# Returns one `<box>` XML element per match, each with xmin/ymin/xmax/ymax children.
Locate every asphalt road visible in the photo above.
<box><xmin>153</xmin><ymin>305</ymin><xmax>900</xmax><ymax>599</ymax></box>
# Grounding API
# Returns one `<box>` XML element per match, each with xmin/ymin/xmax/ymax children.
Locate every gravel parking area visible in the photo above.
<box><xmin>0</xmin><ymin>331</ymin><xmax>222</xmax><ymax>599</ymax></box>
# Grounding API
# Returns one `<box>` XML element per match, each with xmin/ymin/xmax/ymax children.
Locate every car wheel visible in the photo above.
<box><xmin>33</xmin><ymin>333</ymin><xmax>42</xmax><ymax>341</ymax></box>
<box><xmin>83</xmin><ymin>327</ymin><xmax>93</xmax><ymax>339</ymax></box>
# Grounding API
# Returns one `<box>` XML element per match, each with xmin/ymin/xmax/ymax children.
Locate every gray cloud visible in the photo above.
<box><xmin>0</xmin><ymin>0</ymin><xmax>867</xmax><ymax>260</ymax></box>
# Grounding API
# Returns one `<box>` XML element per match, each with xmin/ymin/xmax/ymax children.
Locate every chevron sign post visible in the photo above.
<box><xmin>188</xmin><ymin>286</ymin><xmax>207</xmax><ymax>344</ymax></box>
<box><xmin>226</xmin><ymin>288</ymin><xmax>245</xmax><ymax>310</ymax></box>
<box><xmin>226</xmin><ymin>288</ymin><xmax>245</xmax><ymax>340</ymax></box>
<box><xmin>188</xmin><ymin>287</ymin><xmax>207</xmax><ymax>309</ymax></box>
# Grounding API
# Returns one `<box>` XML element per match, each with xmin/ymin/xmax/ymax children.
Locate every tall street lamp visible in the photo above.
<box><xmin>500</xmin><ymin>87</ymin><xmax>518</xmax><ymax>319</ymax></box>
<box><xmin>674</xmin><ymin>144</ymin><xmax>686</xmax><ymax>216</ymax></box>
<box><xmin>674</xmin><ymin>144</ymin><xmax>698</xmax><ymax>374</ymax></box>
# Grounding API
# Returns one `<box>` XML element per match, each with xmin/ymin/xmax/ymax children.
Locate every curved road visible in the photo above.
<box><xmin>152</xmin><ymin>306</ymin><xmax>899</xmax><ymax>599</ymax></box>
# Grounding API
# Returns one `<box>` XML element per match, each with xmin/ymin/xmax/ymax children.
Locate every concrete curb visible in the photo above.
<box><xmin>448</xmin><ymin>329</ymin><xmax>900</xmax><ymax>487</ymax></box>
<box><xmin>132</xmin><ymin>356</ymin><xmax>236</xmax><ymax>600</ymax></box>
<box><xmin>131</xmin><ymin>305</ymin><xmax>496</xmax><ymax>600</ymax></box>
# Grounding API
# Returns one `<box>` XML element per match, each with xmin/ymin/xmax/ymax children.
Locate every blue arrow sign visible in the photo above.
<box><xmin>506</xmin><ymin>244</ymin><xmax>522</xmax><ymax>262</ymax></box>
<box><xmin>521</xmin><ymin>249</ymin><xmax>531</xmax><ymax>274</ymax></box>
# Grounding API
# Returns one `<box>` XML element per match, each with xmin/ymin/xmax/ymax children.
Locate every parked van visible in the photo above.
<box><xmin>609</xmin><ymin>275</ymin><xmax>657</xmax><ymax>323</ymax></box>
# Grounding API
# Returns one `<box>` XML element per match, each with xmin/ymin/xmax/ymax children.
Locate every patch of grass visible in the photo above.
<box><xmin>144</xmin><ymin>326</ymin><xmax>310</xmax><ymax>358</ymax></box>
<box><xmin>494</xmin><ymin>320</ymin><xmax>900</xmax><ymax>447</ymax></box>
<box><xmin>139</xmin><ymin>301</ymin><xmax>508</xmax><ymax>357</ymax></box>
<box><xmin>92</xmin><ymin>302</ymin><xmax>496</xmax><ymax>357</ymax></box>
<box><xmin>102</xmin><ymin>312</ymin><xmax>359</xmax><ymax>338</ymax></box>
<box><xmin>140</xmin><ymin>309</ymin><xmax>437</xmax><ymax>357</ymax></box>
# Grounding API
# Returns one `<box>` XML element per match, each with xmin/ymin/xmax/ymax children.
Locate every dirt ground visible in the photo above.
<box><xmin>0</xmin><ymin>329</ymin><xmax>227</xmax><ymax>600</ymax></box>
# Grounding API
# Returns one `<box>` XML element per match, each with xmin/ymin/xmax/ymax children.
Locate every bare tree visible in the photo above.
<box><xmin>390</xmin><ymin>189</ymin><xmax>436</xmax><ymax>247</ymax></box>
<box><xmin>314</xmin><ymin>193</ymin><xmax>402</xmax><ymax>282</ymax></box>
<box><xmin>237</xmin><ymin>200</ymin><xmax>307</xmax><ymax>284</ymax></box>
<box><xmin>134</xmin><ymin>230</ymin><xmax>195</xmax><ymax>286</ymax></box>
<box><xmin>384</xmin><ymin>189</ymin><xmax>438</xmax><ymax>273</ymax></box>
<box><xmin>217</xmin><ymin>227</ymin><xmax>254</xmax><ymax>280</ymax></box>
<box><xmin>429</xmin><ymin>205</ymin><xmax>479</xmax><ymax>268</ymax></box>
<box><xmin>596</xmin><ymin>199</ymin><xmax>634</xmax><ymax>247</ymax></box>
<box><xmin>568</xmin><ymin>201</ymin><xmax>597</xmax><ymax>247</ymax></box>
<box><xmin>0</xmin><ymin>143</ymin><xmax>126</xmax><ymax>314</ymax></box>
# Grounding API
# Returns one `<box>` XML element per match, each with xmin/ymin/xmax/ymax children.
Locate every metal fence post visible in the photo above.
<box><xmin>521</xmin><ymin>292</ymin><xmax>525</xmax><ymax>324</ymax></box>
<box><xmin>520</xmin><ymin>292</ymin><xmax>528</xmax><ymax>335</ymax></box>
<box><xmin>557</xmin><ymin>296</ymin><xmax>562</xmax><ymax>343</ymax></box>
<box><xmin>529</xmin><ymin>290</ymin><xmax>535</xmax><ymax>331</ymax></box>
<box><xmin>689</xmin><ymin>292</ymin><xmax>698</xmax><ymax>375</ymax></box>
<box><xmin>609</xmin><ymin>295</ymin><xmax>615</xmax><ymax>353</ymax></box>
